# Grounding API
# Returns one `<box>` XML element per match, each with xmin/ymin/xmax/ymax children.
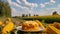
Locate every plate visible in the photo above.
<box><xmin>16</xmin><ymin>26</ymin><xmax>44</xmax><ymax>32</ymax></box>
<box><xmin>21</xmin><ymin>28</ymin><xmax>44</xmax><ymax>32</ymax></box>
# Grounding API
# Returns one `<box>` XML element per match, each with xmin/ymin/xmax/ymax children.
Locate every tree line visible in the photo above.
<box><xmin>0</xmin><ymin>0</ymin><xmax>11</xmax><ymax>17</ymax></box>
<box><xmin>22</xmin><ymin>11</ymin><xmax>59</xmax><ymax>17</ymax></box>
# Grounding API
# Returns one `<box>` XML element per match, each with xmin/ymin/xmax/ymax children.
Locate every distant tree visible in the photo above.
<box><xmin>33</xmin><ymin>14</ymin><xmax>39</xmax><ymax>16</ymax></box>
<box><xmin>29</xmin><ymin>13</ymin><xmax>31</xmax><ymax>16</ymax></box>
<box><xmin>53</xmin><ymin>11</ymin><xmax>58</xmax><ymax>15</ymax></box>
<box><xmin>36</xmin><ymin>14</ymin><xmax>39</xmax><ymax>16</ymax></box>
<box><xmin>34</xmin><ymin>14</ymin><xmax>35</xmax><ymax>16</ymax></box>
<box><xmin>22</xmin><ymin>14</ymin><xmax>25</xmax><ymax>17</ymax></box>
<box><xmin>26</xmin><ymin>14</ymin><xmax>28</xmax><ymax>17</ymax></box>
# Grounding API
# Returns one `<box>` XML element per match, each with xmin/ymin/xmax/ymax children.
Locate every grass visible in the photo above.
<box><xmin>21</xmin><ymin>15</ymin><xmax>60</xmax><ymax>23</ymax></box>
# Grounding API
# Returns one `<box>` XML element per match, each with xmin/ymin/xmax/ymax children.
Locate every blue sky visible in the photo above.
<box><xmin>6</xmin><ymin>0</ymin><xmax>60</xmax><ymax>16</ymax></box>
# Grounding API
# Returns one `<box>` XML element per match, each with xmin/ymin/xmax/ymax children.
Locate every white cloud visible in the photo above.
<box><xmin>11</xmin><ymin>8</ymin><xmax>17</xmax><ymax>12</ymax></box>
<box><xmin>19</xmin><ymin>0</ymin><xmax>38</xmax><ymax>7</ymax></box>
<box><xmin>40</xmin><ymin>0</ymin><xmax>56</xmax><ymax>8</ymax></box>
<box><xmin>45</xmin><ymin>0</ymin><xmax>56</xmax><ymax>5</ymax></box>
<box><xmin>58</xmin><ymin>4</ymin><xmax>60</xmax><ymax>7</ymax></box>
<box><xmin>50</xmin><ymin>0</ymin><xmax>55</xmax><ymax>4</ymax></box>
<box><xmin>40</xmin><ymin>3</ymin><xmax>45</xmax><ymax>8</ymax></box>
<box><xmin>12</xmin><ymin>2</ymin><xmax>22</xmax><ymax>8</ymax></box>
<box><xmin>11</xmin><ymin>8</ymin><xmax>18</xmax><ymax>16</ymax></box>
<box><xmin>45</xmin><ymin>8</ymin><xmax>60</xmax><ymax>14</ymax></box>
<box><xmin>12</xmin><ymin>2</ymin><xmax>29</xmax><ymax>10</ymax></box>
<box><xmin>7</xmin><ymin>0</ymin><xmax>32</xmax><ymax>12</ymax></box>
<box><xmin>7</xmin><ymin>0</ymin><xmax>37</xmax><ymax>12</ymax></box>
<box><xmin>45</xmin><ymin>8</ymin><xmax>56</xmax><ymax>12</ymax></box>
<box><xmin>47</xmin><ymin>0</ymin><xmax>56</xmax><ymax>5</ymax></box>
<box><xmin>7</xmin><ymin>0</ymin><xmax>57</xmax><ymax>16</ymax></box>
<box><xmin>7</xmin><ymin>0</ymin><xmax>23</xmax><ymax>8</ymax></box>
<box><xmin>16</xmin><ymin>0</ymin><xmax>21</xmax><ymax>4</ymax></box>
<box><xmin>44</xmin><ymin>2</ymin><xmax>49</xmax><ymax>5</ymax></box>
<box><xmin>16</xmin><ymin>0</ymin><xmax>37</xmax><ymax>10</ymax></box>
